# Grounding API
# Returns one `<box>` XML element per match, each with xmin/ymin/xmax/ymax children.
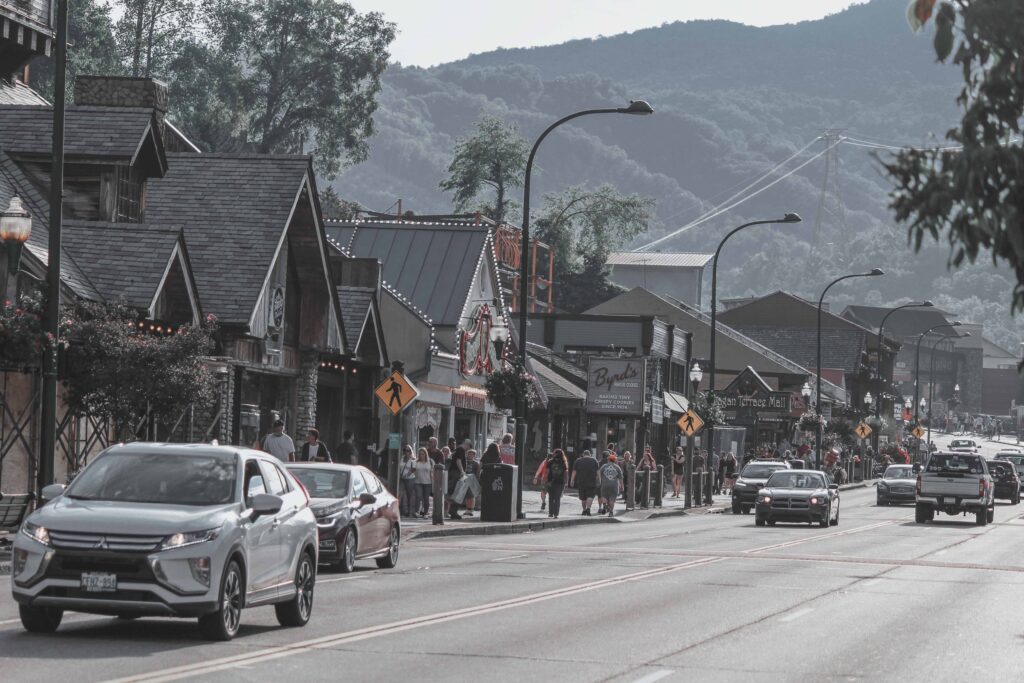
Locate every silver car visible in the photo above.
<box><xmin>11</xmin><ymin>443</ymin><xmax>318</xmax><ymax>641</ymax></box>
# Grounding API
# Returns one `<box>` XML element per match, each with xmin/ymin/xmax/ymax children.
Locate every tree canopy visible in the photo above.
<box><xmin>886</xmin><ymin>0</ymin><xmax>1024</xmax><ymax>313</ymax></box>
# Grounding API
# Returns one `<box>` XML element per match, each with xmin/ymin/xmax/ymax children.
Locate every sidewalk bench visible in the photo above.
<box><xmin>0</xmin><ymin>492</ymin><xmax>34</xmax><ymax>547</ymax></box>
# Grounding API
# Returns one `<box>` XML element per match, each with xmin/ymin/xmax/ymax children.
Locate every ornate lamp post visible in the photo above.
<box><xmin>685</xmin><ymin>361</ymin><xmax>702</xmax><ymax>508</ymax></box>
<box><xmin>0</xmin><ymin>197</ymin><xmax>32</xmax><ymax>303</ymax></box>
<box><xmin>800</xmin><ymin>381</ymin><xmax>814</xmax><ymax>466</ymax></box>
<box><xmin>515</xmin><ymin>100</ymin><xmax>653</xmax><ymax>518</ymax></box>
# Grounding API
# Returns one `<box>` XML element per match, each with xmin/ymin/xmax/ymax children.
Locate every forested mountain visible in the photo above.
<box><xmin>332</xmin><ymin>0</ymin><xmax>1022</xmax><ymax>351</ymax></box>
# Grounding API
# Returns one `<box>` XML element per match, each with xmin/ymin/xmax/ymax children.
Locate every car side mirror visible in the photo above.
<box><xmin>828</xmin><ymin>484</ymin><xmax>839</xmax><ymax>490</ymax></box>
<box><xmin>250</xmin><ymin>493</ymin><xmax>283</xmax><ymax>521</ymax></box>
<box><xmin>41</xmin><ymin>483</ymin><xmax>66</xmax><ymax>503</ymax></box>
<box><xmin>357</xmin><ymin>493</ymin><xmax>376</xmax><ymax>507</ymax></box>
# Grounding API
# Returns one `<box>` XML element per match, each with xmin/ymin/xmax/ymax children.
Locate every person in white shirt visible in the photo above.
<box><xmin>262</xmin><ymin>420</ymin><xmax>296</xmax><ymax>462</ymax></box>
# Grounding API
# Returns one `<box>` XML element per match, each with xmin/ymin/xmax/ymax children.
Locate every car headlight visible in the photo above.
<box><xmin>877</xmin><ymin>482</ymin><xmax>889</xmax><ymax>490</ymax></box>
<box><xmin>161</xmin><ymin>528</ymin><xmax>219</xmax><ymax>551</ymax></box>
<box><xmin>21</xmin><ymin>521</ymin><xmax>50</xmax><ymax>547</ymax></box>
<box><xmin>810</xmin><ymin>496</ymin><xmax>821</xmax><ymax>505</ymax></box>
<box><xmin>759</xmin><ymin>495</ymin><xmax>772</xmax><ymax>503</ymax></box>
<box><xmin>314</xmin><ymin>502</ymin><xmax>347</xmax><ymax>519</ymax></box>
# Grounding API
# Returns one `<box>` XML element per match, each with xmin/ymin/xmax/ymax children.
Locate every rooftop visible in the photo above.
<box><xmin>607</xmin><ymin>251</ymin><xmax>714</xmax><ymax>268</ymax></box>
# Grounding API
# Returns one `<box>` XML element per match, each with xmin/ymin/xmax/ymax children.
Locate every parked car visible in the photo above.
<box><xmin>731</xmin><ymin>460</ymin><xmax>791</xmax><ymax>515</ymax></box>
<box><xmin>876</xmin><ymin>465</ymin><xmax>916</xmax><ymax>506</ymax></box>
<box><xmin>12</xmin><ymin>443</ymin><xmax>318</xmax><ymax>640</ymax></box>
<box><xmin>915</xmin><ymin>451</ymin><xmax>994</xmax><ymax>525</ymax></box>
<box><xmin>994</xmin><ymin>451</ymin><xmax>1024</xmax><ymax>481</ymax></box>
<box><xmin>985</xmin><ymin>460</ymin><xmax>1020</xmax><ymax>504</ymax></box>
<box><xmin>286</xmin><ymin>463</ymin><xmax>400</xmax><ymax>573</ymax></box>
<box><xmin>755</xmin><ymin>470</ymin><xmax>839</xmax><ymax>528</ymax></box>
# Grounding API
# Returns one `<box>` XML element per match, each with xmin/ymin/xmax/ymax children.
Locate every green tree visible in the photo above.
<box><xmin>116</xmin><ymin>0</ymin><xmax>198</xmax><ymax>78</ymax></box>
<box><xmin>28</xmin><ymin>0</ymin><xmax>126</xmax><ymax>101</ymax></box>
<box><xmin>439</xmin><ymin>115</ymin><xmax>529</xmax><ymax>223</ymax></box>
<box><xmin>535</xmin><ymin>184</ymin><xmax>655</xmax><ymax>311</ymax></box>
<box><xmin>164</xmin><ymin>39</ymin><xmax>247</xmax><ymax>152</ymax></box>
<box><xmin>205</xmin><ymin>0</ymin><xmax>396</xmax><ymax>178</ymax></box>
<box><xmin>885</xmin><ymin>0</ymin><xmax>1024</xmax><ymax>313</ymax></box>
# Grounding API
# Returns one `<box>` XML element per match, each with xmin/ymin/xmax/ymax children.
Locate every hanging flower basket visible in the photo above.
<box><xmin>799</xmin><ymin>413</ymin><xmax>825</xmax><ymax>432</ymax></box>
<box><xmin>485</xmin><ymin>358</ymin><xmax>537</xmax><ymax>409</ymax></box>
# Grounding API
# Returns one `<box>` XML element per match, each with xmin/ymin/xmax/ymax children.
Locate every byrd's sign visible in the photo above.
<box><xmin>586</xmin><ymin>357</ymin><xmax>647</xmax><ymax>416</ymax></box>
<box><xmin>720</xmin><ymin>392</ymin><xmax>792</xmax><ymax>413</ymax></box>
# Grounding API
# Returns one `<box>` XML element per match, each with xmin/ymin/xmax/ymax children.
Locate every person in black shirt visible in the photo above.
<box><xmin>334</xmin><ymin>430</ymin><xmax>356</xmax><ymax>465</ymax></box>
<box><xmin>570</xmin><ymin>449</ymin><xmax>600</xmax><ymax>515</ymax></box>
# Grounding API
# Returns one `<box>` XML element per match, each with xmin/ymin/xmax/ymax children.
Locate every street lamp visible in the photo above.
<box><xmin>873</xmin><ymin>301</ymin><xmax>933</xmax><ymax>450</ymax></box>
<box><xmin>515</xmin><ymin>100</ymin><xmax>653</xmax><ymax>518</ymax></box>
<box><xmin>928</xmin><ymin>331</ymin><xmax>968</xmax><ymax>447</ymax></box>
<box><xmin>0</xmin><ymin>196</ymin><xmax>32</xmax><ymax>303</ymax></box>
<box><xmin>490</xmin><ymin>321</ymin><xmax>509</xmax><ymax>361</ymax></box>
<box><xmin>684</xmin><ymin>361</ymin><xmax>703</xmax><ymax>509</ymax></box>
<box><xmin>815</xmin><ymin>268</ymin><xmax>883</xmax><ymax>465</ymax></box>
<box><xmin>707</xmin><ymin>213</ymin><xmax>800</xmax><ymax>495</ymax></box>
<box><xmin>914</xmin><ymin>321</ymin><xmax>960</xmax><ymax>425</ymax></box>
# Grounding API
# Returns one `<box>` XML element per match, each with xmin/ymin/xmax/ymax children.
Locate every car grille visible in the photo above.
<box><xmin>47</xmin><ymin>552</ymin><xmax>154</xmax><ymax>582</ymax></box>
<box><xmin>889</xmin><ymin>486</ymin><xmax>914</xmax><ymax>494</ymax></box>
<box><xmin>771</xmin><ymin>497</ymin><xmax>810</xmax><ymax>510</ymax></box>
<box><xmin>49</xmin><ymin>530</ymin><xmax>164</xmax><ymax>553</ymax></box>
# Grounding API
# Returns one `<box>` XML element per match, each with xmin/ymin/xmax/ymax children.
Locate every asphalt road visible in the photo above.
<box><xmin>2</xmin><ymin>455</ymin><xmax>1023</xmax><ymax>682</ymax></box>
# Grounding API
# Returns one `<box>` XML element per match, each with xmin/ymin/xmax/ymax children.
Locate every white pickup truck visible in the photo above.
<box><xmin>915</xmin><ymin>451</ymin><xmax>994</xmax><ymax>526</ymax></box>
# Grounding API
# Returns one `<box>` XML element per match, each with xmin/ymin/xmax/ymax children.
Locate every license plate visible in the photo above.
<box><xmin>81</xmin><ymin>572</ymin><xmax>117</xmax><ymax>592</ymax></box>
<box><xmin>319</xmin><ymin>539</ymin><xmax>337</xmax><ymax>551</ymax></box>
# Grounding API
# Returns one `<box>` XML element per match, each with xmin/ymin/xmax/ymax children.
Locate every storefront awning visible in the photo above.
<box><xmin>664</xmin><ymin>391</ymin><xmax>690</xmax><ymax>414</ymax></box>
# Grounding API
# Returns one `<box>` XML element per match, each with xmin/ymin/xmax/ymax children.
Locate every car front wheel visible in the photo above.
<box><xmin>376</xmin><ymin>527</ymin><xmax>400</xmax><ymax>569</ymax></box>
<box><xmin>19</xmin><ymin>604</ymin><xmax>63</xmax><ymax>633</ymax></box>
<box><xmin>819</xmin><ymin>506</ymin><xmax>830</xmax><ymax>528</ymax></box>
<box><xmin>276</xmin><ymin>552</ymin><xmax>315</xmax><ymax>627</ymax></box>
<box><xmin>199</xmin><ymin>559</ymin><xmax>243</xmax><ymax>641</ymax></box>
<box><xmin>337</xmin><ymin>528</ymin><xmax>357</xmax><ymax>573</ymax></box>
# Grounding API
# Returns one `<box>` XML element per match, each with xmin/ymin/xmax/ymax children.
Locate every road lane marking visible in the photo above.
<box><xmin>104</xmin><ymin>557</ymin><xmax>725</xmax><ymax>683</ymax></box>
<box><xmin>631</xmin><ymin>669</ymin><xmax>675</xmax><ymax>683</ymax></box>
<box><xmin>645</xmin><ymin>534</ymin><xmax>670</xmax><ymax>540</ymax></box>
<box><xmin>490</xmin><ymin>555</ymin><xmax>528</xmax><ymax>562</ymax></box>
<box><xmin>317</xmin><ymin>574</ymin><xmax>369</xmax><ymax>585</ymax></box>
<box><xmin>778</xmin><ymin>607</ymin><xmax>814</xmax><ymax>623</ymax></box>
<box><xmin>745</xmin><ymin>520</ymin><xmax>896</xmax><ymax>553</ymax></box>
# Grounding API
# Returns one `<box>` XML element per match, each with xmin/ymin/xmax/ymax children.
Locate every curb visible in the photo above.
<box><xmin>406</xmin><ymin>515</ymin><xmax>617</xmax><ymax>540</ymax></box>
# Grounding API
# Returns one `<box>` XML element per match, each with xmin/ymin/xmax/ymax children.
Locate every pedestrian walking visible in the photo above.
<box><xmin>262</xmin><ymin>420</ymin><xmax>295</xmax><ymax>462</ymax></box>
<box><xmin>460</xmin><ymin>449</ymin><xmax>482</xmax><ymax>517</ymax></box>
<box><xmin>447</xmin><ymin>443</ymin><xmax>468</xmax><ymax>520</ymax></box>
<box><xmin>532</xmin><ymin>457</ymin><xmax>549</xmax><ymax>512</ymax></box>
<box><xmin>499</xmin><ymin>433</ymin><xmax>516</xmax><ymax>465</ymax></box>
<box><xmin>719</xmin><ymin>451</ymin><xmax>737</xmax><ymax>495</ymax></box>
<box><xmin>543</xmin><ymin>449</ymin><xmax>569</xmax><ymax>518</ymax></box>
<box><xmin>427</xmin><ymin>436</ymin><xmax>444</xmax><ymax>465</ymax></box>
<box><xmin>599</xmin><ymin>454</ymin><xmax>624</xmax><ymax>517</ymax></box>
<box><xmin>399</xmin><ymin>445</ymin><xmax>417</xmax><ymax>517</ymax></box>
<box><xmin>708</xmin><ymin>449</ymin><xmax>721</xmax><ymax>494</ymax></box>
<box><xmin>414</xmin><ymin>447</ymin><xmax>433</xmax><ymax>517</ymax></box>
<box><xmin>334</xmin><ymin>430</ymin><xmax>356</xmax><ymax>465</ymax></box>
<box><xmin>481</xmin><ymin>442</ymin><xmax>502</xmax><ymax>465</ymax></box>
<box><xmin>570</xmin><ymin>449</ymin><xmax>599</xmax><ymax>515</ymax></box>
<box><xmin>617</xmin><ymin>450</ymin><xmax>634</xmax><ymax>506</ymax></box>
<box><xmin>299</xmin><ymin>428</ymin><xmax>332</xmax><ymax>462</ymax></box>
<box><xmin>671</xmin><ymin>446</ymin><xmax>685</xmax><ymax>497</ymax></box>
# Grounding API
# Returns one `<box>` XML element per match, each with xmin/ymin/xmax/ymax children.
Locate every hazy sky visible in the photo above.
<box><xmin>355</xmin><ymin>0</ymin><xmax>870</xmax><ymax>67</ymax></box>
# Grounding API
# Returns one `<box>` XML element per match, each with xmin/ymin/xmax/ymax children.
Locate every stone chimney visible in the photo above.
<box><xmin>74</xmin><ymin>75</ymin><xmax>168</xmax><ymax>135</ymax></box>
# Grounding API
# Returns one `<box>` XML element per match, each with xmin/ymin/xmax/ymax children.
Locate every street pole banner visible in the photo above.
<box><xmin>586</xmin><ymin>357</ymin><xmax>647</xmax><ymax>416</ymax></box>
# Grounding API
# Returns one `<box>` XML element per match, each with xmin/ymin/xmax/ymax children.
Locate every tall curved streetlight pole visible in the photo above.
<box><xmin>815</xmin><ymin>268</ymin><xmax>884</xmax><ymax>467</ymax></box>
<box><xmin>927</xmin><ymin>331</ymin><xmax>968</xmax><ymax>448</ymax></box>
<box><xmin>706</xmin><ymin>213</ymin><xmax>800</xmax><ymax>503</ymax></box>
<box><xmin>515</xmin><ymin>100</ymin><xmax>654</xmax><ymax>518</ymax></box>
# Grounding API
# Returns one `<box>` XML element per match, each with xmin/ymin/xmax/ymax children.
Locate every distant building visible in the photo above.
<box><xmin>606</xmin><ymin>251</ymin><xmax>712</xmax><ymax>308</ymax></box>
<box><xmin>0</xmin><ymin>0</ymin><xmax>53</xmax><ymax>104</ymax></box>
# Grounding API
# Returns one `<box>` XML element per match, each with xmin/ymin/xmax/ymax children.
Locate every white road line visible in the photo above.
<box><xmin>104</xmin><ymin>557</ymin><xmax>725</xmax><ymax>683</ymax></box>
<box><xmin>490</xmin><ymin>555</ymin><xmax>528</xmax><ymax>562</ymax></box>
<box><xmin>317</xmin><ymin>574</ymin><xmax>369</xmax><ymax>585</ymax></box>
<box><xmin>631</xmin><ymin>669</ymin><xmax>675</xmax><ymax>683</ymax></box>
<box><xmin>746</xmin><ymin>520</ymin><xmax>895</xmax><ymax>554</ymax></box>
<box><xmin>778</xmin><ymin>607</ymin><xmax>814</xmax><ymax>623</ymax></box>
<box><xmin>645</xmin><ymin>534</ymin><xmax>670</xmax><ymax>540</ymax></box>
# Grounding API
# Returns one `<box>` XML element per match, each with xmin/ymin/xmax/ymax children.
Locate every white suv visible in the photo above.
<box><xmin>12</xmin><ymin>443</ymin><xmax>318</xmax><ymax>640</ymax></box>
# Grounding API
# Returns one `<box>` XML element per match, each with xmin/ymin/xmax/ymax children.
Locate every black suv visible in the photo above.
<box><xmin>986</xmin><ymin>460</ymin><xmax>1021</xmax><ymax>504</ymax></box>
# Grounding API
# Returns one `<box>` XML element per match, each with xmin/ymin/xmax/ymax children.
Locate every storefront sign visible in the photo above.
<box><xmin>452</xmin><ymin>388</ymin><xmax>486</xmax><ymax>412</ymax></box>
<box><xmin>719</xmin><ymin>392</ymin><xmax>792</xmax><ymax>412</ymax></box>
<box><xmin>651</xmin><ymin>396</ymin><xmax>664</xmax><ymax>424</ymax></box>
<box><xmin>586</xmin><ymin>358</ymin><xmax>646</xmax><ymax>417</ymax></box>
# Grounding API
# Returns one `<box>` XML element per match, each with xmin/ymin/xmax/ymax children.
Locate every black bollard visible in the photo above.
<box><xmin>431</xmin><ymin>463</ymin><xmax>447</xmax><ymax>526</ymax></box>
<box><xmin>653</xmin><ymin>465</ymin><xmax>664</xmax><ymax>507</ymax></box>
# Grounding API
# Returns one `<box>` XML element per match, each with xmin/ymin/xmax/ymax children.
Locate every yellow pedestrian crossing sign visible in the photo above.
<box><xmin>374</xmin><ymin>371</ymin><xmax>419</xmax><ymax>416</ymax></box>
<box><xmin>911</xmin><ymin>425</ymin><xmax>925</xmax><ymax>440</ymax></box>
<box><xmin>855</xmin><ymin>422</ymin><xmax>872</xmax><ymax>440</ymax></box>
<box><xmin>677</xmin><ymin>409</ymin><xmax>704</xmax><ymax>437</ymax></box>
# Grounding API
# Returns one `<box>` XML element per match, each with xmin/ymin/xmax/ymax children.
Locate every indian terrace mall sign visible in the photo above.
<box><xmin>586</xmin><ymin>357</ymin><xmax>647</xmax><ymax>417</ymax></box>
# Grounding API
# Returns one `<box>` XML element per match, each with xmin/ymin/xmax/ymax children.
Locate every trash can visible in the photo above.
<box><xmin>480</xmin><ymin>463</ymin><xmax>518</xmax><ymax>522</ymax></box>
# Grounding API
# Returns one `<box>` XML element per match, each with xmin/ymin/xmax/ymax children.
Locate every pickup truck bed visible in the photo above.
<box><xmin>916</xmin><ymin>452</ymin><xmax>994</xmax><ymax>526</ymax></box>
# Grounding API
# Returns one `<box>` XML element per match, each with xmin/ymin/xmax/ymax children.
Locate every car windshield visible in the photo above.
<box><xmin>289</xmin><ymin>468</ymin><xmax>350</xmax><ymax>498</ymax></box>
<box><xmin>766</xmin><ymin>472</ymin><xmax>825</xmax><ymax>489</ymax></box>
<box><xmin>884</xmin><ymin>467</ymin><xmax>914</xmax><ymax>480</ymax></box>
<box><xmin>67</xmin><ymin>451</ymin><xmax>237</xmax><ymax>506</ymax></box>
<box><xmin>950</xmin><ymin>440</ymin><xmax>975</xmax><ymax>448</ymax></box>
<box><xmin>988</xmin><ymin>462</ymin><xmax>1013</xmax><ymax>476</ymax></box>
<box><xmin>926</xmin><ymin>453</ymin><xmax>983</xmax><ymax>474</ymax></box>
<box><xmin>741</xmin><ymin>464</ymin><xmax>785</xmax><ymax>479</ymax></box>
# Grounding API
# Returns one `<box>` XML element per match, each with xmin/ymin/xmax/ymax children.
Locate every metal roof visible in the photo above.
<box><xmin>607</xmin><ymin>252</ymin><xmax>713</xmax><ymax>268</ymax></box>
<box><xmin>331</xmin><ymin>219</ymin><xmax>490</xmax><ymax>327</ymax></box>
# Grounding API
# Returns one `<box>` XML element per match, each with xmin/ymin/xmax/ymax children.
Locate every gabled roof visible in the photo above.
<box><xmin>328</xmin><ymin>219</ymin><xmax>490</xmax><ymax>327</ymax></box>
<box><xmin>146</xmin><ymin>153</ymin><xmax>314</xmax><ymax>325</ymax></box>
<box><xmin>530</xmin><ymin>355</ymin><xmax>587</xmax><ymax>401</ymax></box>
<box><xmin>0</xmin><ymin>105</ymin><xmax>167</xmax><ymax>175</ymax></box>
<box><xmin>0</xmin><ymin>79</ymin><xmax>49</xmax><ymax>106</ymax></box>
<box><xmin>61</xmin><ymin>221</ymin><xmax>199</xmax><ymax>317</ymax></box>
<box><xmin>842</xmin><ymin>304</ymin><xmax>957</xmax><ymax>340</ymax></box>
<box><xmin>607</xmin><ymin>252</ymin><xmax>713</xmax><ymax>268</ymax></box>
<box><xmin>730</xmin><ymin>326</ymin><xmax>866</xmax><ymax>374</ymax></box>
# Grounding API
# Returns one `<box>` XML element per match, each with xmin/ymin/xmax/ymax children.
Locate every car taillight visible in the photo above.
<box><xmin>979</xmin><ymin>479</ymin><xmax>987</xmax><ymax>496</ymax></box>
<box><xmin>916</xmin><ymin>475</ymin><xmax>922</xmax><ymax>495</ymax></box>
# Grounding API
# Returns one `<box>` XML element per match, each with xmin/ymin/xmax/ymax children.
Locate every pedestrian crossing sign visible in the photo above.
<box><xmin>911</xmin><ymin>425</ymin><xmax>925</xmax><ymax>440</ymax></box>
<box><xmin>855</xmin><ymin>422</ymin><xmax>872</xmax><ymax>440</ymax></box>
<box><xmin>677</xmin><ymin>409</ymin><xmax>704</xmax><ymax>437</ymax></box>
<box><xmin>374</xmin><ymin>371</ymin><xmax>420</xmax><ymax>416</ymax></box>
